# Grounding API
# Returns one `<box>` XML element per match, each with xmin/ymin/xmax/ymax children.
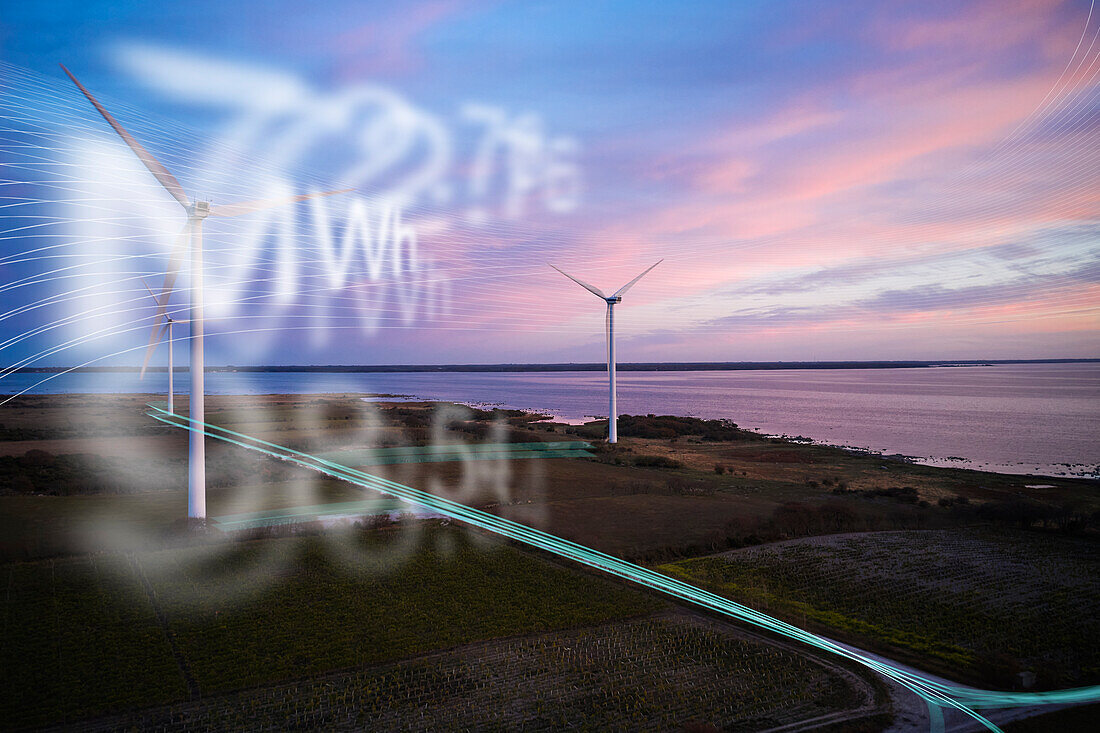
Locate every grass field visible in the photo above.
<box><xmin>658</xmin><ymin>529</ymin><xmax>1100</xmax><ymax>688</ymax></box>
<box><xmin>3</xmin><ymin>393</ymin><xmax>1099</xmax><ymax>728</ymax></box>
<box><xmin>1</xmin><ymin>527</ymin><xmax>664</xmax><ymax>728</ymax></box>
<box><xmin>53</xmin><ymin>612</ymin><xmax>877</xmax><ymax>732</ymax></box>
<box><xmin>1</xmin><ymin>552</ymin><xmax>185</xmax><ymax>724</ymax></box>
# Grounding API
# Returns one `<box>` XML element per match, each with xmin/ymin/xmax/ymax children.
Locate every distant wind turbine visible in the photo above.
<box><xmin>549</xmin><ymin>260</ymin><xmax>662</xmax><ymax>443</ymax></box>
<box><xmin>140</xmin><ymin>279</ymin><xmax>187</xmax><ymax>415</ymax></box>
<box><xmin>62</xmin><ymin>64</ymin><xmax>351</xmax><ymax>524</ymax></box>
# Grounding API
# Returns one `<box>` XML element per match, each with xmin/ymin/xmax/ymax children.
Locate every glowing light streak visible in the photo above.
<box><xmin>146</xmin><ymin>402</ymin><xmax>1100</xmax><ymax>732</ymax></box>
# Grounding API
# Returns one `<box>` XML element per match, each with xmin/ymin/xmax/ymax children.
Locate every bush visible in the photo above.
<box><xmin>632</xmin><ymin>455</ymin><xmax>683</xmax><ymax>469</ymax></box>
<box><xmin>847</xmin><ymin>485</ymin><xmax>920</xmax><ymax>504</ymax></box>
<box><xmin>976</xmin><ymin>500</ymin><xmax>1052</xmax><ymax>528</ymax></box>
<box><xmin>614</xmin><ymin>415</ymin><xmax>743</xmax><ymax>441</ymax></box>
<box><xmin>939</xmin><ymin>495</ymin><xmax>972</xmax><ymax>509</ymax></box>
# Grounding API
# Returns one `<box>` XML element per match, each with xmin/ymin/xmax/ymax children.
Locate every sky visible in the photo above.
<box><xmin>1</xmin><ymin>0</ymin><xmax>1098</xmax><ymax>367</ymax></box>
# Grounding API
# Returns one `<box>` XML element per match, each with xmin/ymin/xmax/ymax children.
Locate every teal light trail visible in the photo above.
<box><xmin>147</xmin><ymin>403</ymin><xmax>1100</xmax><ymax>732</ymax></box>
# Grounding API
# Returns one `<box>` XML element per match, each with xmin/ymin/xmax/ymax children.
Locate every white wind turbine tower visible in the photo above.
<box><xmin>140</xmin><ymin>279</ymin><xmax>187</xmax><ymax>415</ymax></box>
<box><xmin>549</xmin><ymin>260</ymin><xmax>662</xmax><ymax>444</ymax></box>
<box><xmin>63</xmin><ymin>65</ymin><xmax>350</xmax><ymax>524</ymax></box>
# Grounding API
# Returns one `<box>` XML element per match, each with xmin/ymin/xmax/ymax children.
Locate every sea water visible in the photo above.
<box><xmin>3</xmin><ymin>362</ymin><xmax>1097</xmax><ymax>478</ymax></box>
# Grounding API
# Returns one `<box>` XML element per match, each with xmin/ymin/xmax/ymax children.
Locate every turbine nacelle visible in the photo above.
<box><xmin>189</xmin><ymin>201</ymin><xmax>211</xmax><ymax>219</ymax></box>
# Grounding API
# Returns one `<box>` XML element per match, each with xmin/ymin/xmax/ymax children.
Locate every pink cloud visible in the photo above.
<box><xmin>584</xmin><ymin>0</ymin><xmax>1098</xmax><ymax>300</ymax></box>
<box><xmin>872</xmin><ymin>0</ymin><xmax>1074</xmax><ymax>56</ymax></box>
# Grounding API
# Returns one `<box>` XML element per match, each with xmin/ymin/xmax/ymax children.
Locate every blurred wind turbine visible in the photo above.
<box><xmin>62</xmin><ymin>64</ymin><xmax>350</xmax><ymax>523</ymax></box>
<box><xmin>549</xmin><ymin>260</ymin><xmax>662</xmax><ymax>444</ymax></box>
<box><xmin>140</xmin><ymin>279</ymin><xmax>187</xmax><ymax>415</ymax></box>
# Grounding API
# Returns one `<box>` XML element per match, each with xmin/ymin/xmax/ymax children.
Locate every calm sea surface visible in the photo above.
<box><xmin>2</xmin><ymin>362</ymin><xmax>1097</xmax><ymax>478</ymax></box>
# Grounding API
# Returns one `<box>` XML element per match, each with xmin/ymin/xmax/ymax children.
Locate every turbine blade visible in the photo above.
<box><xmin>209</xmin><ymin>188</ymin><xmax>353</xmax><ymax>218</ymax></box>
<box><xmin>140</xmin><ymin>277</ymin><xmax>161</xmax><ymax>306</ymax></box>
<box><xmin>151</xmin><ymin>221</ymin><xmax>190</xmax><ymax>326</ymax></box>
<box><xmin>613</xmin><ymin>259</ymin><xmax>663</xmax><ymax>298</ymax></box>
<box><xmin>548</xmin><ymin>263</ymin><xmax>606</xmax><ymax>299</ymax></box>
<box><xmin>60</xmin><ymin>64</ymin><xmax>190</xmax><ymax>209</ymax></box>
<box><xmin>140</xmin><ymin>320</ymin><xmax>171</xmax><ymax>380</ymax></box>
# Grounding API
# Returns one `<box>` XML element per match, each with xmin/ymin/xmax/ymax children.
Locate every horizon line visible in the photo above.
<box><xmin>10</xmin><ymin>358</ymin><xmax>1099</xmax><ymax>374</ymax></box>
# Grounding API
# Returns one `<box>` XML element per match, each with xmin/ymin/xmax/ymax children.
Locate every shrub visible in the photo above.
<box><xmin>614</xmin><ymin>415</ymin><xmax>743</xmax><ymax>441</ymax></box>
<box><xmin>632</xmin><ymin>455</ymin><xmax>683</xmax><ymax>469</ymax></box>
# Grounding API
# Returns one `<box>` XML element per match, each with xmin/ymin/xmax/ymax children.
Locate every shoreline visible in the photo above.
<box><xmin>376</xmin><ymin>394</ymin><xmax>1100</xmax><ymax>481</ymax></box>
<box><xmin>1</xmin><ymin>388</ymin><xmax>1096</xmax><ymax>481</ymax></box>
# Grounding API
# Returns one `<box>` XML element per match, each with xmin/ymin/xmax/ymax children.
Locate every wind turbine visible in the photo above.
<box><xmin>140</xmin><ymin>279</ymin><xmax>187</xmax><ymax>415</ymax></box>
<box><xmin>549</xmin><ymin>260</ymin><xmax>662</xmax><ymax>444</ymax></box>
<box><xmin>62</xmin><ymin>64</ymin><xmax>350</xmax><ymax>524</ymax></box>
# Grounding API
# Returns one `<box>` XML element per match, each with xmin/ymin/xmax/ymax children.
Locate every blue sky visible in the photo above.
<box><xmin>1</xmin><ymin>0</ymin><xmax>1098</xmax><ymax>367</ymax></box>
